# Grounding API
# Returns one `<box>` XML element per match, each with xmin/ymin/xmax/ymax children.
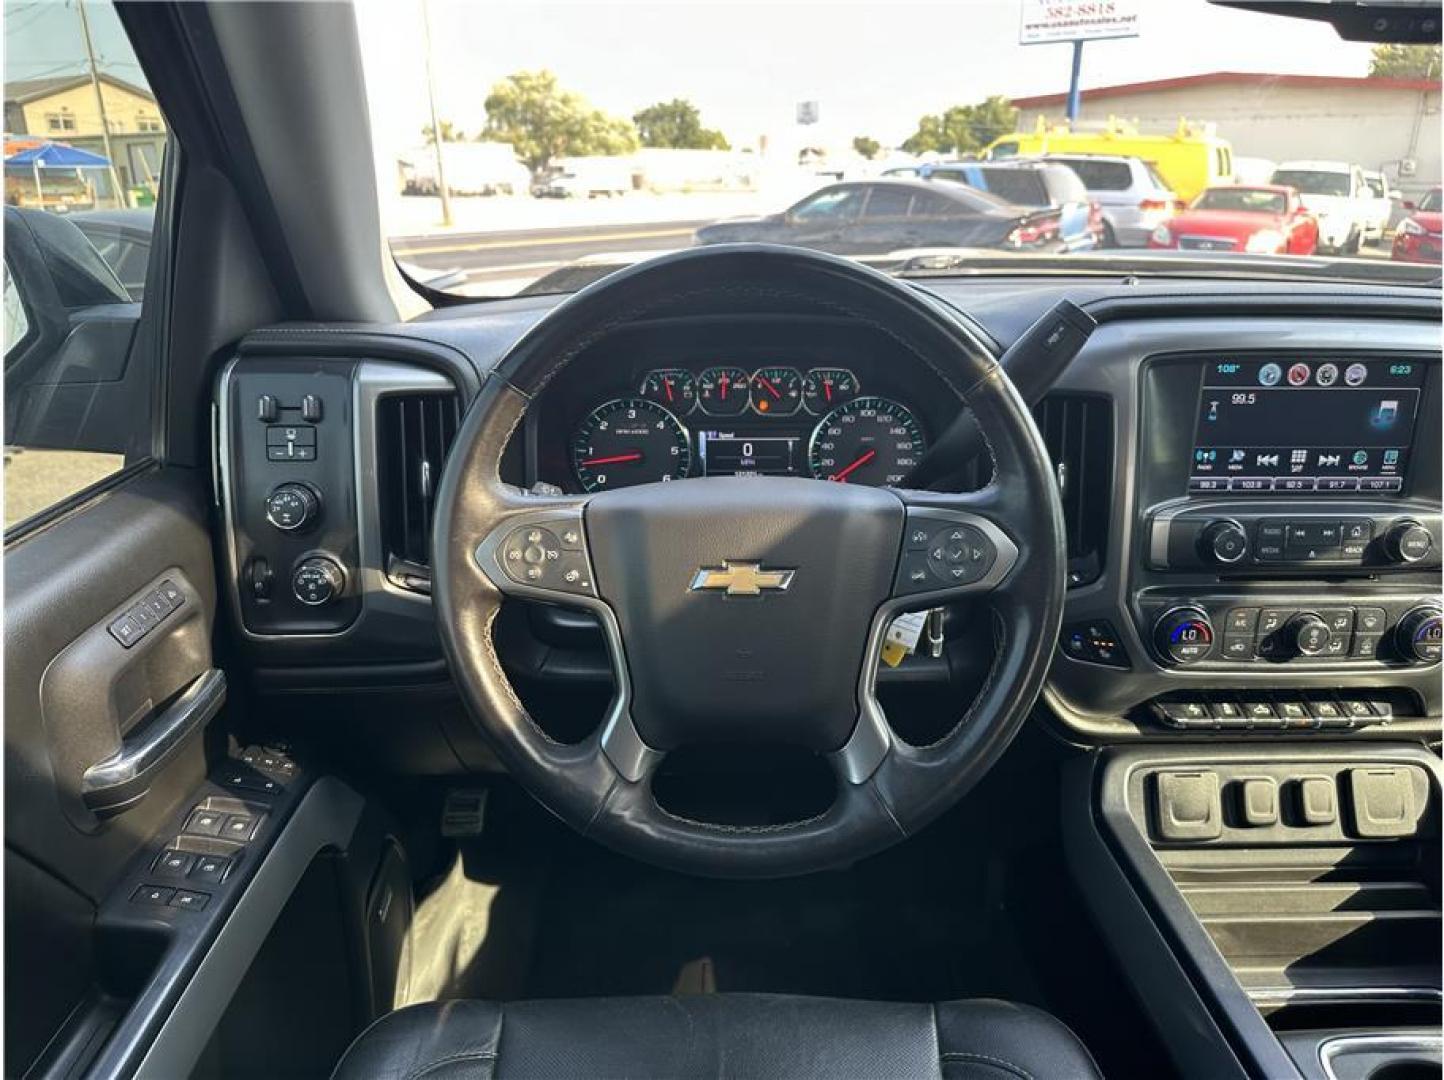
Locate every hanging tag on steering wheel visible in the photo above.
<box><xmin>881</xmin><ymin>610</ymin><xmax>927</xmax><ymax>667</ymax></box>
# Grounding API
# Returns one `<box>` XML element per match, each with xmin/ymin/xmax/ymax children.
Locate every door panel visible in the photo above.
<box><xmin>4</xmin><ymin>467</ymin><xmax>219</xmax><ymax>1074</ymax></box>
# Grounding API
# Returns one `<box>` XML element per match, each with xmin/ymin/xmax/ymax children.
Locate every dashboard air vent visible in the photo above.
<box><xmin>1031</xmin><ymin>393</ymin><xmax>1112</xmax><ymax>588</ymax></box>
<box><xmin>377</xmin><ymin>391</ymin><xmax>461</xmax><ymax>590</ymax></box>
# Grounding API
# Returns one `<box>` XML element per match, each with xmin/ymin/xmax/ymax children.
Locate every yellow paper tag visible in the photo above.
<box><xmin>880</xmin><ymin>640</ymin><xmax>909</xmax><ymax>667</ymax></box>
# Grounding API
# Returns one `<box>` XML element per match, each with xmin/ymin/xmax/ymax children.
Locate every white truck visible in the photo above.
<box><xmin>1268</xmin><ymin>160</ymin><xmax>1373</xmax><ymax>254</ymax></box>
<box><xmin>533</xmin><ymin>157</ymin><xmax>637</xmax><ymax>199</ymax></box>
<box><xmin>398</xmin><ymin>142</ymin><xmax>530</xmax><ymax>197</ymax></box>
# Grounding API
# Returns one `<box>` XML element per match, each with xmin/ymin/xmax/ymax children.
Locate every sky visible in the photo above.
<box><xmin>5</xmin><ymin>0</ymin><xmax>1378</xmax><ymax>152</ymax></box>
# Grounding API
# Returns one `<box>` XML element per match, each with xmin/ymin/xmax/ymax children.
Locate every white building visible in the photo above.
<box><xmin>1012</xmin><ymin>72</ymin><xmax>1440</xmax><ymax>198</ymax></box>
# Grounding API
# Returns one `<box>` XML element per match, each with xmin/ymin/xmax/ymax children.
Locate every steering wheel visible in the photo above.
<box><xmin>433</xmin><ymin>245</ymin><xmax>1065</xmax><ymax>878</ymax></box>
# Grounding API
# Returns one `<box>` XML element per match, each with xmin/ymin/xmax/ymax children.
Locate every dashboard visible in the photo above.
<box><xmin>525</xmin><ymin>315</ymin><xmax>960</xmax><ymax>495</ymax></box>
<box><xmin>212</xmin><ymin>279</ymin><xmax>1444</xmax><ymax>750</ymax></box>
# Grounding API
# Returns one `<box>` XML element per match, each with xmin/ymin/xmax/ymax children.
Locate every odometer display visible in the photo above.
<box><xmin>571</xmin><ymin>398</ymin><xmax>691</xmax><ymax>492</ymax></box>
<box><xmin>809</xmin><ymin>396</ymin><xmax>925</xmax><ymax>486</ymax></box>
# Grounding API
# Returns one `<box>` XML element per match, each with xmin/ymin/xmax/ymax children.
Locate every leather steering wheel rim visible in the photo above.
<box><xmin>432</xmin><ymin>244</ymin><xmax>1066</xmax><ymax>879</ymax></box>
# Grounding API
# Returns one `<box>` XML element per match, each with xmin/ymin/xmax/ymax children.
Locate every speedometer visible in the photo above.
<box><xmin>571</xmin><ymin>398</ymin><xmax>692</xmax><ymax>492</ymax></box>
<box><xmin>808</xmin><ymin>396</ymin><xmax>925</xmax><ymax>486</ymax></box>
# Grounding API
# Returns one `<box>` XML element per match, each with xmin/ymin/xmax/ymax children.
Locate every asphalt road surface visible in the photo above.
<box><xmin>390</xmin><ymin>219</ymin><xmax>710</xmax><ymax>290</ymax></box>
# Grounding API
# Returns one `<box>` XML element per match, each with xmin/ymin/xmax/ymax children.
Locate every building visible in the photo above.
<box><xmin>1012</xmin><ymin>72</ymin><xmax>1440</xmax><ymax>197</ymax></box>
<box><xmin>4</xmin><ymin>73</ymin><xmax>166</xmax><ymax>200</ymax></box>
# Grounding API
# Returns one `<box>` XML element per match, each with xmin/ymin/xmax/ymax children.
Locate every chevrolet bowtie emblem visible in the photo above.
<box><xmin>690</xmin><ymin>560</ymin><xmax>795</xmax><ymax>597</ymax></box>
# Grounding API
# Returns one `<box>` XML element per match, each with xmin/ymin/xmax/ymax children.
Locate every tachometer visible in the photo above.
<box><xmin>809</xmin><ymin>396</ymin><xmax>925</xmax><ymax>486</ymax></box>
<box><xmin>640</xmin><ymin>368</ymin><xmax>696</xmax><ymax>412</ymax></box>
<box><xmin>696</xmin><ymin>365</ymin><xmax>751</xmax><ymax>416</ymax></box>
<box><xmin>802</xmin><ymin>368</ymin><xmax>859</xmax><ymax>414</ymax></box>
<box><xmin>571</xmin><ymin>398</ymin><xmax>692</xmax><ymax>492</ymax></box>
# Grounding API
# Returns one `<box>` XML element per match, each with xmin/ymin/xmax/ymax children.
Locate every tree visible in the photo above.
<box><xmin>482</xmin><ymin>70</ymin><xmax>639</xmax><ymax>176</ymax></box>
<box><xmin>422</xmin><ymin>120</ymin><xmax>461</xmax><ymax>144</ymax></box>
<box><xmin>852</xmin><ymin>135</ymin><xmax>881</xmax><ymax>160</ymax></box>
<box><xmin>1369</xmin><ymin>44</ymin><xmax>1442</xmax><ymax>79</ymax></box>
<box><xmin>901</xmin><ymin>96</ymin><xmax>1019</xmax><ymax>157</ymax></box>
<box><xmin>633</xmin><ymin>99</ymin><xmax>729</xmax><ymax>150</ymax></box>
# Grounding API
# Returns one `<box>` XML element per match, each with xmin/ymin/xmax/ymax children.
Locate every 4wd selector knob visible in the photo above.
<box><xmin>1154</xmin><ymin>607</ymin><xmax>1215</xmax><ymax>665</ymax></box>
<box><xmin>1283</xmin><ymin>613</ymin><xmax>1331</xmax><ymax>657</ymax></box>
<box><xmin>1385</xmin><ymin>520</ymin><xmax>1432</xmax><ymax>564</ymax></box>
<box><xmin>1396</xmin><ymin>606</ymin><xmax>1442</xmax><ymax>663</ymax></box>
<box><xmin>292</xmin><ymin>556</ymin><xmax>344</xmax><ymax>606</ymax></box>
<box><xmin>1200</xmin><ymin>519</ymin><xmax>1248</xmax><ymax>564</ymax></box>
<box><xmin>265</xmin><ymin>483</ymin><xmax>320</xmax><ymax>531</ymax></box>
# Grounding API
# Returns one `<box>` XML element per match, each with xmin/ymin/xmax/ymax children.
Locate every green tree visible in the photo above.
<box><xmin>852</xmin><ymin>135</ymin><xmax>881</xmax><ymax>160</ymax></box>
<box><xmin>1369</xmin><ymin>44</ymin><xmax>1442</xmax><ymax>79</ymax></box>
<box><xmin>482</xmin><ymin>70</ymin><xmax>639</xmax><ymax>176</ymax></box>
<box><xmin>422</xmin><ymin>120</ymin><xmax>461</xmax><ymax>144</ymax></box>
<box><xmin>901</xmin><ymin>96</ymin><xmax>1018</xmax><ymax>157</ymax></box>
<box><xmin>633</xmin><ymin>98</ymin><xmax>729</xmax><ymax>149</ymax></box>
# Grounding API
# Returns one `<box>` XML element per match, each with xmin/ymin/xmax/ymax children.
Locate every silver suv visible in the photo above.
<box><xmin>1039</xmin><ymin>154</ymin><xmax>1179</xmax><ymax>248</ymax></box>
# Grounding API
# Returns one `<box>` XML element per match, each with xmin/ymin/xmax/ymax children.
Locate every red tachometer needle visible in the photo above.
<box><xmin>581</xmin><ymin>452</ymin><xmax>643</xmax><ymax>467</ymax></box>
<box><xmin>829</xmin><ymin>448</ymin><xmax>876</xmax><ymax>483</ymax></box>
<box><xmin>756</xmin><ymin>375</ymin><xmax>782</xmax><ymax>399</ymax></box>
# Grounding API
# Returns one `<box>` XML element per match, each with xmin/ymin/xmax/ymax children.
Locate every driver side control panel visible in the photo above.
<box><xmin>225</xmin><ymin>362</ymin><xmax>360</xmax><ymax>635</ymax></box>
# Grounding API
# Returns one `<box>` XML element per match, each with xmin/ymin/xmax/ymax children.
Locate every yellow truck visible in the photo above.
<box><xmin>984</xmin><ymin>117</ymin><xmax>1234</xmax><ymax>203</ymax></box>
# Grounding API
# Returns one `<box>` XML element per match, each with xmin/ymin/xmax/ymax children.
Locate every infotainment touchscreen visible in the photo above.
<box><xmin>1189</xmin><ymin>358</ymin><xmax>1424</xmax><ymax>494</ymax></box>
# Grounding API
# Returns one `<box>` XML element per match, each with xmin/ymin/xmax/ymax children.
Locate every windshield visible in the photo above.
<box><xmin>1421</xmin><ymin>189</ymin><xmax>1443</xmax><ymax>213</ymax></box>
<box><xmin>1270</xmin><ymin>169</ymin><xmax>1352</xmax><ymax>197</ymax></box>
<box><xmin>356</xmin><ymin>1</ymin><xmax>1443</xmax><ymax>298</ymax></box>
<box><xmin>1194</xmin><ymin>188</ymin><xmax>1287</xmax><ymax>214</ymax></box>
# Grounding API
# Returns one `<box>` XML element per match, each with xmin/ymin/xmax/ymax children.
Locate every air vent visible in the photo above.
<box><xmin>1031</xmin><ymin>393</ymin><xmax>1113</xmax><ymax>588</ymax></box>
<box><xmin>377</xmin><ymin>391</ymin><xmax>461</xmax><ymax>591</ymax></box>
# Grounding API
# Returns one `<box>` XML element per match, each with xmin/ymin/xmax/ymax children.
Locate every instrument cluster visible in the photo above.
<box><xmin>568</xmin><ymin>365</ymin><xmax>927</xmax><ymax>492</ymax></box>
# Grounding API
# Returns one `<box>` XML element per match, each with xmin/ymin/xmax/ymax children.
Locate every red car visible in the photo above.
<box><xmin>1148</xmin><ymin>185</ymin><xmax>1319</xmax><ymax>255</ymax></box>
<box><xmin>1391</xmin><ymin>187</ymin><xmax>1442</xmax><ymax>263</ymax></box>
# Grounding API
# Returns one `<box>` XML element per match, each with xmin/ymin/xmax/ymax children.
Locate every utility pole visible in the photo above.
<box><xmin>420</xmin><ymin>0</ymin><xmax>453</xmax><ymax>227</ymax></box>
<box><xmin>1065</xmin><ymin>40</ymin><xmax>1084</xmax><ymax>125</ymax></box>
<box><xmin>76</xmin><ymin>0</ymin><xmax>125</xmax><ymax>207</ymax></box>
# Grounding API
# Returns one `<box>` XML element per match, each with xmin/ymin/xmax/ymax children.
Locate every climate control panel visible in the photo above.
<box><xmin>1140</xmin><ymin>593</ymin><xmax>1440</xmax><ymax>669</ymax></box>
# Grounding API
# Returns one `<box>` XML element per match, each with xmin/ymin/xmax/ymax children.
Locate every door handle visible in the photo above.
<box><xmin>81</xmin><ymin>668</ymin><xmax>226</xmax><ymax>817</ymax></box>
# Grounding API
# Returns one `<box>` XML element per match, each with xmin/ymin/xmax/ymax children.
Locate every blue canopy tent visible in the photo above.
<box><xmin>4</xmin><ymin>141</ymin><xmax>112</xmax><ymax>209</ymax></box>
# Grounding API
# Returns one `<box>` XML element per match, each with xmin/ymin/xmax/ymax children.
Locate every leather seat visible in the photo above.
<box><xmin>332</xmin><ymin>994</ymin><xmax>1102</xmax><ymax>1079</ymax></box>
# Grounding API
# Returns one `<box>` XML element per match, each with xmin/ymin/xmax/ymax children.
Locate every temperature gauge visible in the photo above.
<box><xmin>640</xmin><ymin>369</ymin><xmax>696</xmax><ymax>413</ymax></box>
<box><xmin>697</xmin><ymin>365</ymin><xmax>751</xmax><ymax>417</ymax></box>
<box><xmin>802</xmin><ymin>368</ymin><xmax>859</xmax><ymax>414</ymax></box>
<box><xmin>749</xmin><ymin>366</ymin><xmax>803</xmax><ymax>416</ymax></box>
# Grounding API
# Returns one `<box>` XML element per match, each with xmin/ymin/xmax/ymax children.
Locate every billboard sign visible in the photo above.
<box><xmin>1019</xmin><ymin>0</ymin><xmax>1140</xmax><ymax>44</ymax></box>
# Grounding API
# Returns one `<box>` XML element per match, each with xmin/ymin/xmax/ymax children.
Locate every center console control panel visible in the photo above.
<box><xmin>1149</xmin><ymin>507</ymin><xmax>1441</xmax><ymax>572</ymax></box>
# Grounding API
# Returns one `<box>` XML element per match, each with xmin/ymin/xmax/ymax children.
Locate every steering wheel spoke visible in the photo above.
<box><xmin>889</xmin><ymin>492</ymin><xmax>1022</xmax><ymax>603</ymax></box>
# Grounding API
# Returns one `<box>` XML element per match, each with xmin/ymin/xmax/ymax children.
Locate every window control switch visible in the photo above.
<box><xmin>153</xmin><ymin>850</ymin><xmax>194</xmax><ymax>877</ymax></box>
<box><xmin>169</xmin><ymin>889</ymin><xmax>210</xmax><ymax>912</ymax></box>
<box><xmin>189</xmin><ymin>855</ymin><xmax>231</xmax><ymax>885</ymax></box>
<box><xmin>220</xmin><ymin>814</ymin><xmax>260</xmax><ymax>842</ymax></box>
<box><xmin>132</xmin><ymin>885</ymin><xmax>175</xmax><ymax>907</ymax></box>
<box><xmin>184</xmin><ymin>809</ymin><xmax>226</xmax><ymax>837</ymax></box>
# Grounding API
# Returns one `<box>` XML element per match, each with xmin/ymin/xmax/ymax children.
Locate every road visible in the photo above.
<box><xmin>390</xmin><ymin>219</ymin><xmax>709</xmax><ymax>291</ymax></box>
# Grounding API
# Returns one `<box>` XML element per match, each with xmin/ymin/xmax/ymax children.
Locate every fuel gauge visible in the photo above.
<box><xmin>803</xmin><ymin>368</ymin><xmax>859</xmax><ymax>414</ymax></box>
<box><xmin>640</xmin><ymin>369</ymin><xmax>696</xmax><ymax>413</ymax></box>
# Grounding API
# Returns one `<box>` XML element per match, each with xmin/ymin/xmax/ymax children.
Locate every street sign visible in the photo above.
<box><xmin>1019</xmin><ymin>0</ymin><xmax>1141</xmax><ymax>44</ymax></box>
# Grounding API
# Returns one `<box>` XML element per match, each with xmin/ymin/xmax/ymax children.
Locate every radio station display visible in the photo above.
<box><xmin>1189</xmin><ymin>358</ymin><xmax>1425</xmax><ymax>494</ymax></box>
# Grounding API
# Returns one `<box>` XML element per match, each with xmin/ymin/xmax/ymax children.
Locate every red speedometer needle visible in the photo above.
<box><xmin>580</xmin><ymin>452</ymin><xmax>642</xmax><ymax>467</ymax></box>
<box><xmin>824</xmin><ymin>380</ymin><xmax>833</xmax><ymax>402</ymax></box>
<box><xmin>756</xmin><ymin>375</ymin><xmax>782</xmax><ymax>399</ymax></box>
<box><xmin>663</xmin><ymin>377</ymin><xmax>674</xmax><ymax>402</ymax></box>
<box><xmin>830</xmin><ymin>449</ymin><xmax>876</xmax><ymax>483</ymax></box>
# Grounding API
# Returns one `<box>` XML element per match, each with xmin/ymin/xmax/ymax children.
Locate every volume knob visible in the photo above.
<box><xmin>1200</xmin><ymin>519</ymin><xmax>1248</xmax><ymax>564</ymax></box>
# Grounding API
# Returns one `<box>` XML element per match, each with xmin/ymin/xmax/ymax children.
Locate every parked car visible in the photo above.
<box><xmin>1268</xmin><ymin>161</ymin><xmax>1370</xmax><ymax>254</ymax></box>
<box><xmin>69</xmin><ymin>208</ymin><xmax>155</xmax><ymax>300</ymax></box>
<box><xmin>920</xmin><ymin>161</ymin><xmax>1103</xmax><ymax>251</ymax></box>
<box><xmin>694</xmin><ymin>179</ymin><xmax>1082</xmax><ymax>255</ymax></box>
<box><xmin>1391</xmin><ymin>186</ymin><xmax>1442</xmax><ymax>263</ymax></box>
<box><xmin>983</xmin><ymin>116</ymin><xmax>1233</xmax><ymax>201</ymax></box>
<box><xmin>1147</xmin><ymin>185</ymin><xmax>1319</xmax><ymax>255</ymax></box>
<box><xmin>1036</xmin><ymin>154</ymin><xmax>1180</xmax><ymax>247</ymax></box>
<box><xmin>1360</xmin><ymin>170</ymin><xmax>1399</xmax><ymax>245</ymax></box>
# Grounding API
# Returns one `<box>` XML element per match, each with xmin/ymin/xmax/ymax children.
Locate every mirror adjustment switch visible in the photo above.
<box><xmin>1348</xmin><ymin>767</ymin><xmax>1418</xmax><ymax>838</ymax></box>
<box><xmin>1298</xmin><ymin>777</ymin><xmax>1338</xmax><ymax>826</ymax></box>
<box><xmin>1154</xmin><ymin>771</ymin><xmax>1222</xmax><ymax>842</ymax></box>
